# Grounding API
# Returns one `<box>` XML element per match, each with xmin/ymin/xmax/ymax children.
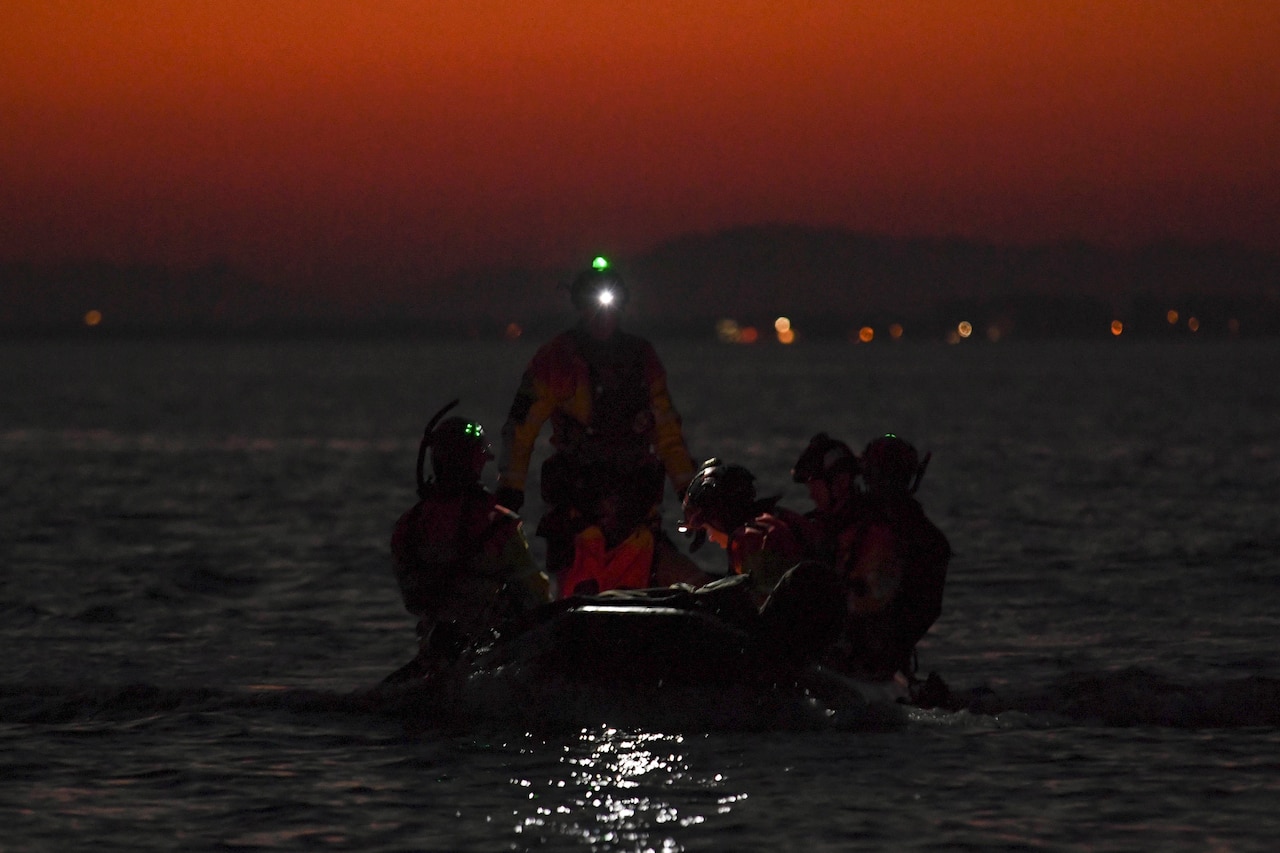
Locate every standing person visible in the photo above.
<box><xmin>496</xmin><ymin>256</ymin><xmax>707</xmax><ymax>597</ymax></box>
<box><xmin>386</xmin><ymin>402</ymin><xmax>550</xmax><ymax>683</ymax></box>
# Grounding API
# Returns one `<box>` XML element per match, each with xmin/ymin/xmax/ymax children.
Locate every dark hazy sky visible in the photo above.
<box><xmin>3</xmin><ymin>0</ymin><xmax>1277</xmax><ymax>294</ymax></box>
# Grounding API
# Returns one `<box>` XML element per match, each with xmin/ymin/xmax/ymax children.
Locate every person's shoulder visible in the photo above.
<box><xmin>533</xmin><ymin>329</ymin><xmax>579</xmax><ymax>356</ymax></box>
<box><xmin>729</xmin><ymin>525</ymin><xmax>767</xmax><ymax>561</ymax></box>
<box><xmin>733</xmin><ymin>516</ymin><xmax>773</xmax><ymax>546</ymax></box>
<box><xmin>620</xmin><ymin>331</ymin><xmax>665</xmax><ymax>361</ymax></box>
<box><xmin>768</xmin><ymin>504</ymin><xmax>811</xmax><ymax>527</ymax></box>
<box><xmin>528</xmin><ymin>329</ymin><xmax>585</xmax><ymax>371</ymax></box>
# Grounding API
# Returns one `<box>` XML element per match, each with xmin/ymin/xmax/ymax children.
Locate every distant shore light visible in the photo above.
<box><xmin>1111</xmin><ymin>320</ymin><xmax>1124</xmax><ymax>336</ymax></box>
<box><xmin>858</xmin><ymin>326</ymin><xmax>874</xmax><ymax>343</ymax></box>
<box><xmin>504</xmin><ymin>321</ymin><xmax>522</xmax><ymax>340</ymax></box>
<box><xmin>1188</xmin><ymin>316</ymin><xmax>1200</xmax><ymax>332</ymax></box>
<box><xmin>716</xmin><ymin>318</ymin><xmax>740</xmax><ymax>342</ymax></box>
<box><xmin>84</xmin><ymin>309</ymin><xmax>103</xmax><ymax>327</ymax></box>
<box><xmin>774</xmin><ymin>316</ymin><xmax>795</xmax><ymax>343</ymax></box>
<box><xmin>957</xmin><ymin>321</ymin><xmax>973</xmax><ymax>339</ymax></box>
<box><xmin>716</xmin><ymin>319</ymin><xmax>760</xmax><ymax>344</ymax></box>
<box><xmin>888</xmin><ymin>323</ymin><xmax>904</xmax><ymax>340</ymax></box>
<box><xmin>1167</xmin><ymin>309</ymin><xmax>1179</xmax><ymax>325</ymax></box>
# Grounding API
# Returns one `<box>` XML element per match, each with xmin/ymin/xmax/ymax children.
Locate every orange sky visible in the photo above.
<box><xmin>3</xmin><ymin>0</ymin><xmax>1278</xmax><ymax>292</ymax></box>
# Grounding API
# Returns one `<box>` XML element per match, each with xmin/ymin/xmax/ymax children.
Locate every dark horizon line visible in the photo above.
<box><xmin>4</xmin><ymin>222</ymin><xmax>1279</xmax><ymax>279</ymax></box>
<box><xmin>5</xmin><ymin>224</ymin><xmax>1279</xmax><ymax>337</ymax></box>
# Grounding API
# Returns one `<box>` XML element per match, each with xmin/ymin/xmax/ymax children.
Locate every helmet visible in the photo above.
<box><xmin>569</xmin><ymin>255</ymin><xmax>629</xmax><ymax>311</ymax></box>
<box><xmin>415</xmin><ymin>400</ymin><xmax>493</xmax><ymax>494</ymax></box>
<box><xmin>861</xmin><ymin>434</ymin><xmax>920</xmax><ymax>495</ymax></box>
<box><xmin>791</xmin><ymin>432</ymin><xmax>858</xmax><ymax>483</ymax></box>
<box><xmin>430</xmin><ymin>416</ymin><xmax>493</xmax><ymax>483</ymax></box>
<box><xmin>680</xmin><ymin>458</ymin><xmax>757</xmax><ymax>533</ymax></box>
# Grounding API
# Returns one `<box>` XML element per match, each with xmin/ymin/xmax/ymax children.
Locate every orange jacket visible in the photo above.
<box><xmin>558</xmin><ymin>524</ymin><xmax>655</xmax><ymax>598</ymax></box>
<box><xmin>497</xmin><ymin>328</ymin><xmax>695</xmax><ymax>498</ymax></box>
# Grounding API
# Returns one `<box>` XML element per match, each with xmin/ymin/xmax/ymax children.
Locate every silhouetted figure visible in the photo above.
<box><xmin>812</xmin><ymin>433</ymin><xmax>951</xmax><ymax>680</ymax></box>
<box><xmin>386</xmin><ymin>403</ymin><xmax>549</xmax><ymax>683</ymax></box>
<box><xmin>496</xmin><ymin>256</ymin><xmax>707</xmax><ymax>597</ymax></box>
<box><xmin>678</xmin><ymin>458</ymin><xmax>843</xmax><ymax>666</ymax></box>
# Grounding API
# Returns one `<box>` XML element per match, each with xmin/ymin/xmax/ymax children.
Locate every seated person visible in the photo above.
<box><xmin>678</xmin><ymin>458</ymin><xmax>844</xmax><ymax>666</ymax></box>
<box><xmin>790</xmin><ymin>431</ymin><xmax>863</xmax><ymax>567</ymax></box>
<box><xmin>387</xmin><ymin>403</ymin><xmax>550</xmax><ymax>681</ymax></box>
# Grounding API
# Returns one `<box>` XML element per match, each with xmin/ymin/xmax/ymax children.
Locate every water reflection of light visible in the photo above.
<box><xmin>521</xmin><ymin>726</ymin><xmax>737</xmax><ymax>848</ymax></box>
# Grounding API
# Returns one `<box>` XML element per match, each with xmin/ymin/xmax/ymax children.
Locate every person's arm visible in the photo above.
<box><xmin>641</xmin><ymin>342</ymin><xmax>696</xmax><ymax>494</ymax></box>
<box><xmin>496</xmin><ymin>344</ymin><xmax>563</xmax><ymax>503</ymax></box>
<box><xmin>499</xmin><ymin>516</ymin><xmax>551</xmax><ymax>608</ymax></box>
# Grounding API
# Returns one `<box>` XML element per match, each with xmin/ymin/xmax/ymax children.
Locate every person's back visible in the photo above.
<box><xmin>390</xmin><ymin>405</ymin><xmax>549</xmax><ymax>675</ymax></box>
<box><xmin>865</xmin><ymin>490</ymin><xmax>951</xmax><ymax>657</ymax></box>
<box><xmin>833</xmin><ymin>434</ymin><xmax>950</xmax><ymax>678</ymax></box>
<box><xmin>392</xmin><ymin>481</ymin><xmax>544</xmax><ymax>637</ymax></box>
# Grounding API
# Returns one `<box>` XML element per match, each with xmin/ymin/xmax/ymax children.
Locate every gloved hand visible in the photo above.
<box><xmin>495</xmin><ymin>486</ymin><xmax>524</xmax><ymax>513</ymax></box>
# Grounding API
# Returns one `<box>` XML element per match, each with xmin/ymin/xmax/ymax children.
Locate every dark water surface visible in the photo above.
<box><xmin>2</xmin><ymin>337</ymin><xmax>1278</xmax><ymax>851</ymax></box>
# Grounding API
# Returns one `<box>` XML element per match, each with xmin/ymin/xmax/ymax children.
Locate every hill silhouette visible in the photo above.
<box><xmin>4</xmin><ymin>225</ymin><xmax>1279</xmax><ymax>338</ymax></box>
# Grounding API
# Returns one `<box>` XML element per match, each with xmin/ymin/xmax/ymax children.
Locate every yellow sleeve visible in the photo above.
<box><xmin>642</xmin><ymin>343</ymin><xmax>696</xmax><ymax>493</ymax></box>
<box><xmin>494</xmin><ymin>508</ymin><xmax>551</xmax><ymax>607</ymax></box>
<box><xmin>497</xmin><ymin>351</ymin><xmax>560</xmax><ymax>493</ymax></box>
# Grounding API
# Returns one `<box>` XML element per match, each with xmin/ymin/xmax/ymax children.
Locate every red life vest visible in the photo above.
<box><xmin>390</xmin><ymin>485</ymin><xmax>521</xmax><ymax>629</ymax></box>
